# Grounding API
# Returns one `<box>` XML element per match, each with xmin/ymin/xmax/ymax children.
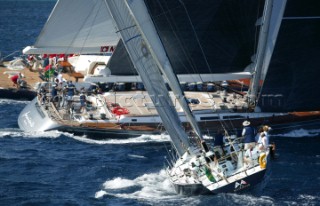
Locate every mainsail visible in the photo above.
<box><xmin>23</xmin><ymin>0</ymin><xmax>119</xmax><ymax>55</ymax></box>
<box><xmin>105</xmin><ymin>0</ymin><xmax>191</xmax><ymax>156</ymax></box>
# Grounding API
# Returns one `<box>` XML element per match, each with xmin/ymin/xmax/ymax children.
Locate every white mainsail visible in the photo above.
<box><xmin>23</xmin><ymin>0</ymin><xmax>119</xmax><ymax>55</ymax></box>
<box><xmin>105</xmin><ymin>0</ymin><xmax>191</xmax><ymax>156</ymax></box>
<box><xmin>249</xmin><ymin>0</ymin><xmax>287</xmax><ymax>104</ymax></box>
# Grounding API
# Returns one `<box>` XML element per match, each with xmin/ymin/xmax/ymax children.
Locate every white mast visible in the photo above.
<box><xmin>249</xmin><ymin>0</ymin><xmax>287</xmax><ymax>105</ymax></box>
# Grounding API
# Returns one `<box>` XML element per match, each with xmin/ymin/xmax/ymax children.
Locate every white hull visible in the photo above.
<box><xmin>167</xmin><ymin>138</ymin><xmax>271</xmax><ymax>195</ymax></box>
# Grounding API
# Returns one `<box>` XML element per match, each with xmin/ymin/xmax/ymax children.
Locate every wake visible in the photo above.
<box><xmin>273</xmin><ymin>128</ymin><xmax>320</xmax><ymax>138</ymax></box>
<box><xmin>95</xmin><ymin>169</ymin><xmax>200</xmax><ymax>205</ymax></box>
<box><xmin>71</xmin><ymin>134</ymin><xmax>171</xmax><ymax>145</ymax></box>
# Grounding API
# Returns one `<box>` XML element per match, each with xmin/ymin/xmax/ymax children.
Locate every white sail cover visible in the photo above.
<box><xmin>23</xmin><ymin>0</ymin><xmax>119</xmax><ymax>54</ymax></box>
<box><xmin>106</xmin><ymin>0</ymin><xmax>191</xmax><ymax>156</ymax></box>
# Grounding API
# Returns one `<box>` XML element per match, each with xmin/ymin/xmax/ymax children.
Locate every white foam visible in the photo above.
<box><xmin>128</xmin><ymin>154</ymin><xmax>146</xmax><ymax>159</ymax></box>
<box><xmin>95</xmin><ymin>169</ymin><xmax>200</xmax><ymax>204</ymax></box>
<box><xmin>226</xmin><ymin>193</ymin><xmax>274</xmax><ymax>205</ymax></box>
<box><xmin>0</xmin><ymin>129</ymin><xmax>74</xmax><ymax>139</ymax></box>
<box><xmin>103</xmin><ymin>177</ymin><xmax>136</xmax><ymax>189</ymax></box>
<box><xmin>95</xmin><ymin>190</ymin><xmax>107</xmax><ymax>199</ymax></box>
<box><xmin>71</xmin><ymin>134</ymin><xmax>170</xmax><ymax>145</ymax></box>
<box><xmin>298</xmin><ymin>194</ymin><xmax>319</xmax><ymax>201</ymax></box>
<box><xmin>0</xmin><ymin>99</ymin><xmax>29</xmax><ymax>105</ymax></box>
<box><xmin>276</xmin><ymin>128</ymin><xmax>320</xmax><ymax>138</ymax></box>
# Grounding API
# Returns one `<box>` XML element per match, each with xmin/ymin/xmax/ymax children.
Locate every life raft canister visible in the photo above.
<box><xmin>259</xmin><ymin>153</ymin><xmax>267</xmax><ymax>169</ymax></box>
<box><xmin>112</xmin><ymin>106</ymin><xmax>129</xmax><ymax>116</ymax></box>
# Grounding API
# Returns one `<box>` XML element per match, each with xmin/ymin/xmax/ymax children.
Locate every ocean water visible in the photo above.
<box><xmin>1</xmin><ymin>99</ymin><xmax>320</xmax><ymax>206</ymax></box>
<box><xmin>1</xmin><ymin>1</ymin><xmax>320</xmax><ymax>205</ymax></box>
<box><xmin>0</xmin><ymin>0</ymin><xmax>55</xmax><ymax>60</ymax></box>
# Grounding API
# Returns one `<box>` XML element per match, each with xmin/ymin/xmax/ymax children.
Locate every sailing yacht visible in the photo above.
<box><xmin>104</xmin><ymin>0</ymin><xmax>285</xmax><ymax>194</ymax></box>
<box><xmin>18</xmin><ymin>0</ymin><xmax>320</xmax><ymax>137</ymax></box>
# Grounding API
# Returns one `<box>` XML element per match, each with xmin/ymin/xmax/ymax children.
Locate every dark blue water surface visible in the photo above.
<box><xmin>0</xmin><ymin>0</ymin><xmax>55</xmax><ymax>60</ymax></box>
<box><xmin>1</xmin><ymin>1</ymin><xmax>320</xmax><ymax>205</ymax></box>
<box><xmin>0</xmin><ymin>100</ymin><xmax>320</xmax><ymax>206</ymax></box>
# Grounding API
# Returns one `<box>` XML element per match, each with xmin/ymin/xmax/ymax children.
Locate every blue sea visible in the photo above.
<box><xmin>1</xmin><ymin>1</ymin><xmax>320</xmax><ymax>206</ymax></box>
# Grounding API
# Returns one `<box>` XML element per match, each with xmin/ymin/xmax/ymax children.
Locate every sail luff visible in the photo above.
<box><xmin>105</xmin><ymin>0</ymin><xmax>191</xmax><ymax>156</ymax></box>
<box><xmin>125</xmin><ymin>0</ymin><xmax>203</xmax><ymax>139</ymax></box>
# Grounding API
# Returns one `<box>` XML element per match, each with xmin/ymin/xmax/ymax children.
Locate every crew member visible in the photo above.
<box><xmin>242</xmin><ymin>120</ymin><xmax>256</xmax><ymax>150</ymax></box>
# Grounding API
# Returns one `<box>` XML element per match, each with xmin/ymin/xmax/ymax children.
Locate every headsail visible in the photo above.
<box><xmin>23</xmin><ymin>0</ymin><xmax>119</xmax><ymax>55</ymax></box>
<box><xmin>105</xmin><ymin>0</ymin><xmax>191</xmax><ymax>156</ymax></box>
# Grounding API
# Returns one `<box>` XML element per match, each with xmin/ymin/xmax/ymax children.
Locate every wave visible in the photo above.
<box><xmin>0</xmin><ymin>99</ymin><xmax>29</xmax><ymax>105</ymax></box>
<box><xmin>95</xmin><ymin>169</ymin><xmax>200</xmax><ymax>205</ymax></box>
<box><xmin>71</xmin><ymin>134</ymin><xmax>170</xmax><ymax>145</ymax></box>
<box><xmin>0</xmin><ymin>129</ymin><xmax>73</xmax><ymax>139</ymax></box>
<box><xmin>95</xmin><ymin>170</ymin><xmax>279</xmax><ymax>205</ymax></box>
<box><xmin>275</xmin><ymin>128</ymin><xmax>320</xmax><ymax>138</ymax></box>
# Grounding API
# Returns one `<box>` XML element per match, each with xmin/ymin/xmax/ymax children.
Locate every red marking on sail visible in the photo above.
<box><xmin>100</xmin><ymin>46</ymin><xmax>115</xmax><ymax>53</ymax></box>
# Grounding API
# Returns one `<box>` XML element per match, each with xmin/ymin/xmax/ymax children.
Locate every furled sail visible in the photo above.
<box><xmin>105</xmin><ymin>0</ymin><xmax>191</xmax><ymax>156</ymax></box>
<box><xmin>23</xmin><ymin>0</ymin><xmax>119</xmax><ymax>54</ymax></box>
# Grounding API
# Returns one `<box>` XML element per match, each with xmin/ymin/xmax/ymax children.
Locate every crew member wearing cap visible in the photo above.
<box><xmin>242</xmin><ymin>120</ymin><xmax>256</xmax><ymax>150</ymax></box>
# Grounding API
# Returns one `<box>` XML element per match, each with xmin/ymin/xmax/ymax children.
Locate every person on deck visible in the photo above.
<box><xmin>244</xmin><ymin>146</ymin><xmax>254</xmax><ymax>167</ymax></box>
<box><xmin>11</xmin><ymin>73</ymin><xmax>23</xmax><ymax>88</ymax></box>
<box><xmin>66</xmin><ymin>81</ymin><xmax>76</xmax><ymax>110</ymax></box>
<box><xmin>263</xmin><ymin>125</ymin><xmax>271</xmax><ymax>144</ymax></box>
<box><xmin>258</xmin><ymin>125</ymin><xmax>272</xmax><ymax>152</ymax></box>
<box><xmin>79</xmin><ymin>87</ymin><xmax>86</xmax><ymax>113</ymax></box>
<box><xmin>242</xmin><ymin>120</ymin><xmax>256</xmax><ymax>150</ymax></box>
<box><xmin>258</xmin><ymin>132</ymin><xmax>268</xmax><ymax>151</ymax></box>
<box><xmin>38</xmin><ymin>86</ymin><xmax>47</xmax><ymax>105</ymax></box>
<box><xmin>50</xmin><ymin>83</ymin><xmax>58</xmax><ymax>103</ymax></box>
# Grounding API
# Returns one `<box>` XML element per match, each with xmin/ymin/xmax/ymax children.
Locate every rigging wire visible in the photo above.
<box><xmin>250</xmin><ymin>0</ymin><xmax>264</xmax><ymax>103</ymax></box>
<box><xmin>156</xmin><ymin>1</ymin><xmax>198</xmax><ymax>76</ymax></box>
<box><xmin>178</xmin><ymin>0</ymin><xmax>213</xmax><ymax>76</ymax></box>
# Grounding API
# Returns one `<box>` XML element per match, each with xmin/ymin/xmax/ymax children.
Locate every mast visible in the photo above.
<box><xmin>249</xmin><ymin>0</ymin><xmax>287</xmax><ymax>105</ymax></box>
<box><xmin>105</xmin><ymin>0</ymin><xmax>192</xmax><ymax>156</ymax></box>
<box><xmin>249</xmin><ymin>0</ymin><xmax>274</xmax><ymax>105</ymax></box>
